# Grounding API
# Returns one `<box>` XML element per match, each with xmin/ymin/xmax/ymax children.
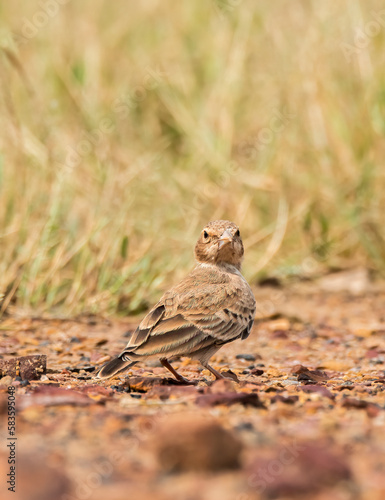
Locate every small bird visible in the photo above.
<box><xmin>96</xmin><ymin>220</ymin><xmax>256</xmax><ymax>383</ymax></box>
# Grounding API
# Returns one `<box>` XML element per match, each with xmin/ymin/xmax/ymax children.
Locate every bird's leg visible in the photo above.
<box><xmin>201</xmin><ymin>362</ymin><xmax>226</xmax><ymax>381</ymax></box>
<box><xmin>160</xmin><ymin>358</ymin><xmax>196</xmax><ymax>385</ymax></box>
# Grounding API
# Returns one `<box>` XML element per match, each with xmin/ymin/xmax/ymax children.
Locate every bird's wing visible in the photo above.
<box><xmin>121</xmin><ymin>268</ymin><xmax>256</xmax><ymax>358</ymax></box>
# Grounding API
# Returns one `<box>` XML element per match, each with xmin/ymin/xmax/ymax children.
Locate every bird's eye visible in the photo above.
<box><xmin>235</xmin><ymin>229</ymin><xmax>240</xmax><ymax>237</ymax></box>
<box><xmin>203</xmin><ymin>230</ymin><xmax>209</xmax><ymax>239</ymax></box>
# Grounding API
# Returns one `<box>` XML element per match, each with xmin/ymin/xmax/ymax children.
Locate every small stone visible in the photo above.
<box><xmin>0</xmin><ymin>375</ymin><xmax>13</xmax><ymax>386</ymax></box>
<box><xmin>236</xmin><ymin>354</ymin><xmax>256</xmax><ymax>361</ymax></box>
<box><xmin>291</xmin><ymin>364</ymin><xmax>329</xmax><ymax>382</ymax></box>
<box><xmin>235</xmin><ymin>421</ymin><xmax>255</xmax><ymax>432</ymax></box>
<box><xmin>111</xmin><ymin>385</ymin><xmax>124</xmax><ymax>392</ymax></box>
<box><xmin>250</xmin><ymin>368</ymin><xmax>264</xmax><ymax>376</ymax></box>
<box><xmin>281</xmin><ymin>379</ymin><xmax>300</xmax><ymax>386</ymax></box>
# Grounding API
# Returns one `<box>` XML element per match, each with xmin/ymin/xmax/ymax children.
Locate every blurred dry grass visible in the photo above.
<box><xmin>0</xmin><ymin>0</ymin><xmax>385</xmax><ymax>315</ymax></box>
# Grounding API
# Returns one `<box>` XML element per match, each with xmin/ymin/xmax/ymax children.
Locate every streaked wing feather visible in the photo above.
<box><xmin>150</xmin><ymin>314</ymin><xmax>188</xmax><ymax>335</ymax></box>
<box><xmin>126</xmin><ymin>303</ymin><xmax>167</xmax><ymax>348</ymax></box>
<box><xmin>140</xmin><ymin>304</ymin><xmax>165</xmax><ymax>329</ymax></box>
<box><xmin>121</xmin><ymin>265</ymin><xmax>256</xmax><ymax>356</ymax></box>
<box><xmin>241</xmin><ymin>318</ymin><xmax>254</xmax><ymax>340</ymax></box>
<box><xmin>127</xmin><ymin>327</ymin><xmax>151</xmax><ymax>348</ymax></box>
<box><xmin>131</xmin><ymin>326</ymin><xmax>206</xmax><ymax>357</ymax></box>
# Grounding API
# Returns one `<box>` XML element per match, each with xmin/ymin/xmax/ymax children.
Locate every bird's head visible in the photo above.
<box><xmin>194</xmin><ymin>220</ymin><xmax>244</xmax><ymax>270</ymax></box>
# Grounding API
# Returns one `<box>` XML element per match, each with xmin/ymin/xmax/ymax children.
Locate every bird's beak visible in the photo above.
<box><xmin>218</xmin><ymin>229</ymin><xmax>233</xmax><ymax>249</ymax></box>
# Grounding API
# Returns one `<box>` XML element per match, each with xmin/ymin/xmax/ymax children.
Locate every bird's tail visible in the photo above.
<box><xmin>95</xmin><ymin>356</ymin><xmax>137</xmax><ymax>379</ymax></box>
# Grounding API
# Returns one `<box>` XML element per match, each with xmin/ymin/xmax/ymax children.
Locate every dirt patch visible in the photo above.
<box><xmin>1</xmin><ymin>284</ymin><xmax>385</xmax><ymax>499</ymax></box>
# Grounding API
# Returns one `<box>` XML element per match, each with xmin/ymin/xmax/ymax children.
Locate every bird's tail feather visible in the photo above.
<box><xmin>95</xmin><ymin>356</ymin><xmax>137</xmax><ymax>379</ymax></box>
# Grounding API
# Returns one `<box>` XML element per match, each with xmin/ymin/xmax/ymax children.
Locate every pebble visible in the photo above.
<box><xmin>236</xmin><ymin>354</ymin><xmax>256</xmax><ymax>361</ymax></box>
<box><xmin>281</xmin><ymin>379</ymin><xmax>300</xmax><ymax>386</ymax></box>
<box><xmin>0</xmin><ymin>375</ymin><xmax>13</xmax><ymax>386</ymax></box>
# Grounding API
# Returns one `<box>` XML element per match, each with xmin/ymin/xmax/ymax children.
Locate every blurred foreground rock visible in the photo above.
<box><xmin>247</xmin><ymin>441</ymin><xmax>354</xmax><ymax>498</ymax></box>
<box><xmin>0</xmin><ymin>452</ymin><xmax>71</xmax><ymax>500</ymax></box>
<box><xmin>151</xmin><ymin>413</ymin><xmax>243</xmax><ymax>473</ymax></box>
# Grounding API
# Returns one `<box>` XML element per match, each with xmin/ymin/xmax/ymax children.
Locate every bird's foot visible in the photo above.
<box><xmin>160</xmin><ymin>358</ymin><xmax>197</xmax><ymax>385</ymax></box>
<box><xmin>178</xmin><ymin>377</ymin><xmax>198</xmax><ymax>386</ymax></box>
